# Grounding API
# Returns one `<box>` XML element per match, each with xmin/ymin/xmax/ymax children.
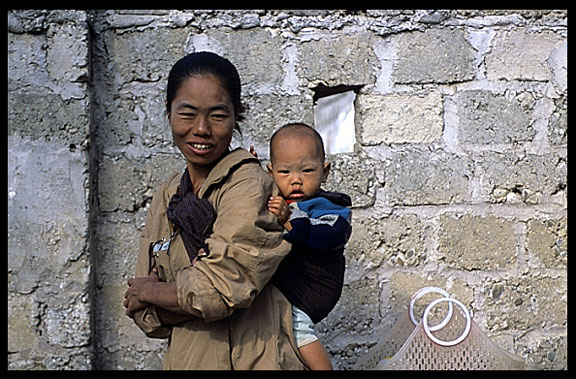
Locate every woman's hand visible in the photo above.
<box><xmin>124</xmin><ymin>268</ymin><xmax>159</xmax><ymax>318</ymax></box>
<box><xmin>125</xmin><ymin>267</ymin><xmax>188</xmax><ymax>319</ymax></box>
<box><xmin>268</xmin><ymin>196</ymin><xmax>292</xmax><ymax>231</ymax></box>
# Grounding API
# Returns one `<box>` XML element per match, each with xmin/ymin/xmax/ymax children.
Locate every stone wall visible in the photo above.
<box><xmin>8</xmin><ymin>10</ymin><xmax>93</xmax><ymax>369</ymax></box>
<box><xmin>8</xmin><ymin>10</ymin><xmax>567</xmax><ymax>370</ymax></box>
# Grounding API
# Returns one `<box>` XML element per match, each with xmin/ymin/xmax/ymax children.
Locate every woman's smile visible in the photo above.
<box><xmin>187</xmin><ymin>142</ymin><xmax>215</xmax><ymax>155</ymax></box>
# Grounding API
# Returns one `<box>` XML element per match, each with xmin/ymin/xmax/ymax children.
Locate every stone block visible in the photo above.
<box><xmin>46</xmin><ymin>22</ymin><xmax>89</xmax><ymax>87</ymax></box>
<box><xmin>42</xmin><ymin>294</ymin><xmax>91</xmax><ymax>348</ymax></box>
<box><xmin>188</xmin><ymin>28</ymin><xmax>285</xmax><ymax>94</ymax></box>
<box><xmin>549</xmin><ymin>96</ymin><xmax>567</xmax><ymax>145</ymax></box>
<box><xmin>315</xmin><ymin>278</ymin><xmax>380</xmax><ymax>369</ymax></box>
<box><xmin>8</xmin><ymin>93</ymin><xmax>90</xmax><ymax>147</ymax></box>
<box><xmin>92</xmin><ymin>232</ymin><xmax>167</xmax><ymax>369</ymax></box>
<box><xmin>8</xmin><ymin>127</ymin><xmax>92</xmax><ymax>368</ymax></box>
<box><xmin>358</xmin><ymin>91</ymin><xmax>443</xmax><ymax>145</ymax></box>
<box><xmin>138</xmin><ymin>94</ymin><xmax>174</xmax><ymax>149</ymax></box>
<box><xmin>102</xmin><ymin>27</ymin><xmax>188</xmax><ymax>85</ymax></box>
<box><xmin>392</xmin><ymin>28</ymin><xmax>475</xmax><ymax>84</ymax></box>
<box><xmin>474</xmin><ymin>150</ymin><xmax>566</xmax><ymax>205</ymax></box>
<box><xmin>8</xmin><ymin>9</ymin><xmax>88</xmax><ymax>34</ymax></box>
<box><xmin>93</xmin><ymin>217</ymin><xmax>142</xmax><ymax>288</ymax></box>
<box><xmin>42</xmin><ymin>348</ymin><xmax>93</xmax><ymax>370</ymax></box>
<box><xmin>526</xmin><ymin>217</ymin><xmax>567</xmax><ymax>268</ymax></box>
<box><xmin>98</xmin><ymin>154</ymin><xmax>184</xmax><ymax>213</ymax></box>
<box><xmin>8</xmin><ymin>345</ymin><xmax>93</xmax><ymax>370</ymax></box>
<box><xmin>8</xmin><ymin>293</ymin><xmax>40</xmax><ymax>353</ymax></box>
<box><xmin>455</xmin><ymin>90</ymin><xmax>534</xmax><ymax>144</ymax></box>
<box><xmin>481</xmin><ymin>274</ymin><xmax>566</xmax><ymax>331</ymax></box>
<box><xmin>236</xmin><ymin>94</ymin><xmax>314</xmax><ymax>158</ymax></box>
<box><xmin>318</xmin><ymin>278</ymin><xmax>381</xmax><ymax>335</ymax></box>
<box><xmin>92</xmin><ymin>27</ymin><xmax>182</xmax><ymax>155</ymax></box>
<box><xmin>8</xmin><ymin>136</ymin><xmax>89</xmax><ymax>294</ymax></box>
<box><xmin>437</xmin><ymin>214</ymin><xmax>517</xmax><ymax>270</ymax></box>
<box><xmin>383</xmin><ymin>148</ymin><xmax>472</xmax><ymax>206</ymax></box>
<box><xmin>548</xmin><ymin>40</ymin><xmax>567</xmax><ymax>93</ymax></box>
<box><xmin>94</xmin><ymin>97</ymin><xmax>136</xmax><ymax>148</ymax></box>
<box><xmin>322</xmin><ymin>150</ymin><xmax>378</xmax><ymax>208</ymax></box>
<box><xmin>95</xmin><ymin>89</ymin><xmax>172</xmax><ymax>154</ymax></box>
<box><xmin>486</xmin><ymin>29</ymin><xmax>563</xmax><ymax>81</ymax></box>
<box><xmin>347</xmin><ymin>214</ymin><xmax>428</xmax><ymax>268</ymax></box>
<box><xmin>519</xmin><ymin>333</ymin><xmax>567</xmax><ymax>370</ymax></box>
<box><xmin>9</xmin><ymin>20</ymin><xmax>90</xmax><ymax>145</ymax></box>
<box><xmin>315</xmin><ymin>276</ymin><xmax>381</xmax><ymax>369</ymax></box>
<box><xmin>94</xmin><ymin>284</ymin><xmax>166</xmax><ymax>367</ymax></box>
<box><xmin>297</xmin><ymin>32</ymin><xmax>378</xmax><ymax>87</ymax></box>
<box><xmin>8</xmin><ymin>17</ymin><xmax>88</xmax><ymax>101</ymax></box>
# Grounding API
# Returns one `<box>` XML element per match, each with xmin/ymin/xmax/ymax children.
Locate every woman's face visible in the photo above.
<box><xmin>168</xmin><ymin>74</ymin><xmax>236</xmax><ymax>173</ymax></box>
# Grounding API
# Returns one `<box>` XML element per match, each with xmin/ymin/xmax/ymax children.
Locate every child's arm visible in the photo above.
<box><xmin>250</xmin><ymin>146</ymin><xmax>292</xmax><ymax>230</ymax></box>
<box><xmin>268</xmin><ymin>196</ymin><xmax>292</xmax><ymax>231</ymax></box>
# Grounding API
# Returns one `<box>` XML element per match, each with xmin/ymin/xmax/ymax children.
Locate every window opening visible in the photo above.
<box><xmin>313</xmin><ymin>84</ymin><xmax>361</xmax><ymax>155</ymax></box>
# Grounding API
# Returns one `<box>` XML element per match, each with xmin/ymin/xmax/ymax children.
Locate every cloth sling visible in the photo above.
<box><xmin>166</xmin><ymin>168</ymin><xmax>217</xmax><ymax>264</ymax></box>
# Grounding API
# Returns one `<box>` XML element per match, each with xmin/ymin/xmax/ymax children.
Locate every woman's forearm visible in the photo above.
<box><xmin>156</xmin><ymin>307</ymin><xmax>195</xmax><ymax>324</ymax></box>
<box><xmin>143</xmin><ymin>281</ymin><xmax>187</xmax><ymax>314</ymax></box>
<box><xmin>125</xmin><ymin>270</ymin><xmax>193</xmax><ymax>320</ymax></box>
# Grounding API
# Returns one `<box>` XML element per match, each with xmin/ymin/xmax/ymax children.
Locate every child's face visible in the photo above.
<box><xmin>267</xmin><ymin>135</ymin><xmax>330</xmax><ymax>202</ymax></box>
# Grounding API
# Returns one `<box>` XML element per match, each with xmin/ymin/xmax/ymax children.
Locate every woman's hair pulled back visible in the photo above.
<box><xmin>166</xmin><ymin>51</ymin><xmax>245</xmax><ymax>129</ymax></box>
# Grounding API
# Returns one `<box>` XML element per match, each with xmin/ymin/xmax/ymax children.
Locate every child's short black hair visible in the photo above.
<box><xmin>269</xmin><ymin>123</ymin><xmax>325</xmax><ymax>163</ymax></box>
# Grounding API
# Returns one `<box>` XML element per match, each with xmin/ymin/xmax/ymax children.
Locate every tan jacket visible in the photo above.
<box><xmin>132</xmin><ymin>149</ymin><xmax>307</xmax><ymax>370</ymax></box>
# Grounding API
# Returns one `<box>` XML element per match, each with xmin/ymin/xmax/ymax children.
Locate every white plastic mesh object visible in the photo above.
<box><xmin>353</xmin><ymin>309</ymin><xmax>416</xmax><ymax>370</ymax></box>
<box><xmin>354</xmin><ymin>287</ymin><xmax>525</xmax><ymax>370</ymax></box>
<box><xmin>353</xmin><ymin>287</ymin><xmax>453</xmax><ymax>370</ymax></box>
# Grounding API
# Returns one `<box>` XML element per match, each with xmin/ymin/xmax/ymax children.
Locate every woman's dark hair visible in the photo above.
<box><xmin>166</xmin><ymin>51</ymin><xmax>245</xmax><ymax>131</ymax></box>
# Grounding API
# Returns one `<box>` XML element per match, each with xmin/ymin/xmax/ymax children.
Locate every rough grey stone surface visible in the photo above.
<box><xmin>8</xmin><ymin>9</ymin><xmax>566</xmax><ymax>370</ymax></box>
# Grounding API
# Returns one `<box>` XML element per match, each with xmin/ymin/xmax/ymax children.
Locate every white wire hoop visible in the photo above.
<box><xmin>423</xmin><ymin>297</ymin><xmax>471</xmax><ymax>347</ymax></box>
<box><xmin>409</xmin><ymin>287</ymin><xmax>453</xmax><ymax>331</ymax></box>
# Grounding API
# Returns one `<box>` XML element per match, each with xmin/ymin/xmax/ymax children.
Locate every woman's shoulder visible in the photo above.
<box><xmin>150</xmin><ymin>171</ymin><xmax>182</xmax><ymax>212</ymax></box>
<box><xmin>231</xmin><ymin>153</ymin><xmax>270</xmax><ymax>180</ymax></box>
<box><xmin>200</xmin><ymin>148</ymin><xmax>271</xmax><ymax>197</ymax></box>
<box><xmin>216</xmin><ymin>148</ymin><xmax>262</xmax><ymax>176</ymax></box>
<box><xmin>161</xmin><ymin>171</ymin><xmax>182</xmax><ymax>194</ymax></box>
<box><xmin>228</xmin><ymin>151</ymin><xmax>273</xmax><ymax>189</ymax></box>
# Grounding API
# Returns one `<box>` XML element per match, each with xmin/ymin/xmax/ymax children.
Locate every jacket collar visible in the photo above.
<box><xmin>164</xmin><ymin>148</ymin><xmax>260</xmax><ymax>204</ymax></box>
<box><xmin>198</xmin><ymin>148</ymin><xmax>260</xmax><ymax>198</ymax></box>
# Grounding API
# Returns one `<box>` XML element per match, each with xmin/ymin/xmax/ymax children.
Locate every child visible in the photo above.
<box><xmin>261</xmin><ymin>123</ymin><xmax>352</xmax><ymax>370</ymax></box>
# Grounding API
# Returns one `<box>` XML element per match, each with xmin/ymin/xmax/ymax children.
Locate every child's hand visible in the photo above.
<box><xmin>249</xmin><ymin>145</ymin><xmax>258</xmax><ymax>159</ymax></box>
<box><xmin>192</xmin><ymin>248</ymin><xmax>208</xmax><ymax>265</ymax></box>
<box><xmin>268</xmin><ymin>196</ymin><xmax>292</xmax><ymax>230</ymax></box>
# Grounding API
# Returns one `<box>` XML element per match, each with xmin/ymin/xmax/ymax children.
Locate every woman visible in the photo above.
<box><xmin>123</xmin><ymin>52</ymin><xmax>307</xmax><ymax>369</ymax></box>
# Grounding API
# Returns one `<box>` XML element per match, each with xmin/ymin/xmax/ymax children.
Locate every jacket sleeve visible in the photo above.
<box><xmin>175</xmin><ymin>168</ymin><xmax>291</xmax><ymax>323</ymax></box>
<box><xmin>131</xmin><ymin>185</ymin><xmax>172</xmax><ymax>339</ymax></box>
<box><xmin>283</xmin><ymin>201</ymin><xmax>352</xmax><ymax>251</ymax></box>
